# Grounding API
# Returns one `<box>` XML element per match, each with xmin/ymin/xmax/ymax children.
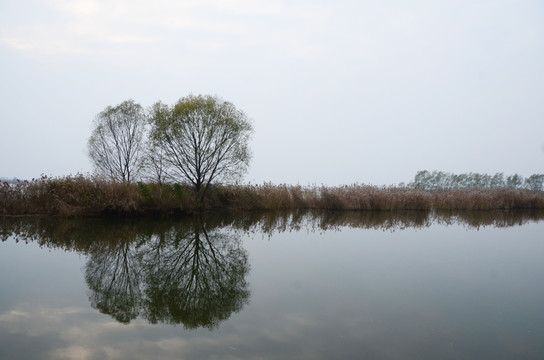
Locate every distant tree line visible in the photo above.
<box><xmin>0</xmin><ymin>177</ymin><xmax>19</xmax><ymax>184</ymax></box>
<box><xmin>409</xmin><ymin>170</ymin><xmax>544</xmax><ymax>191</ymax></box>
<box><xmin>87</xmin><ymin>95</ymin><xmax>253</xmax><ymax>204</ymax></box>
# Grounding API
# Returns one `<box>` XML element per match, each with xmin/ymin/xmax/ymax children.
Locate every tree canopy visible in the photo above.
<box><xmin>148</xmin><ymin>94</ymin><xmax>253</xmax><ymax>203</ymax></box>
<box><xmin>87</xmin><ymin>100</ymin><xmax>146</xmax><ymax>183</ymax></box>
<box><xmin>86</xmin><ymin>95</ymin><xmax>253</xmax><ymax>196</ymax></box>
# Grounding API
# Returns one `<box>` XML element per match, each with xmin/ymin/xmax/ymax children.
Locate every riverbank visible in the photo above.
<box><xmin>2</xmin><ymin>175</ymin><xmax>544</xmax><ymax>217</ymax></box>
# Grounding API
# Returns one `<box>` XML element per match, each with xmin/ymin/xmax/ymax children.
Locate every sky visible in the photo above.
<box><xmin>1</xmin><ymin>0</ymin><xmax>543</xmax><ymax>186</ymax></box>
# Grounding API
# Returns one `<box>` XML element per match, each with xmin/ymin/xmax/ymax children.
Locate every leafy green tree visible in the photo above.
<box><xmin>149</xmin><ymin>94</ymin><xmax>253</xmax><ymax>203</ymax></box>
<box><xmin>525</xmin><ymin>174</ymin><xmax>544</xmax><ymax>191</ymax></box>
<box><xmin>490</xmin><ymin>173</ymin><xmax>505</xmax><ymax>188</ymax></box>
<box><xmin>88</xmin><ymin>100</ymin><xmax>147</xmax><ymax>183</ymax></box>
<box><xmin>506</xmin><ymin>174</ymin><xmax>524</xmax><ymax>189</ymax></box>
<box><xmin>408</xmin><ymin>170</ymin><xmax>538</xmax><ymax>190</ymax></box>
<box><xmin>411</xmin><ymin>170</ymin><xmax>432</xmax><ymax>190</ymax></box>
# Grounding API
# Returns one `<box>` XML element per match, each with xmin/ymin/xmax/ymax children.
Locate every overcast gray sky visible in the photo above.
<box><xmin>1</xmin><ymin>0</ymin><xmax>543</xmax><ymax>185</ymax></box>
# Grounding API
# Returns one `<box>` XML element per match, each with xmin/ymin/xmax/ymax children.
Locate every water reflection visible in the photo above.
<box><xmin>83</xmin><ymin>216</ymin><xmax>250</xmax><ymax>328</ymax></box>
<box><xmin>2</xmin><ymin>210</ymin><xmax>544</xmax><ymax>245</ymax></box>
<box><xmin>222</xmin><ymin>209</ymin><xmax>544</xmax><ymax>234</ymax></box>
<box><xmin>0</xmin><ymin>216</ymin><xmax>250</xmax><ymax>329</ymax></box>
<box><xmin>1</xmin><ymin>209</ymin><xmax>543</xmax><ymax>330</ymax></box>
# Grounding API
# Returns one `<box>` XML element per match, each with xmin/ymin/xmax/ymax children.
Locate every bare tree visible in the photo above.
<box><xmin>142</xmin><ymin>138</ymin><xmax>169</xmax><ymax>185</ymax></box>
<box><xmin>88</xmin><ymin>100</ymin><xmax>146</xmax><ymax>182</ymax></box>
<box><xmin>149</xmin><ymin>94</ymin><xmax>253</xmax><ymax>203</ymax></box>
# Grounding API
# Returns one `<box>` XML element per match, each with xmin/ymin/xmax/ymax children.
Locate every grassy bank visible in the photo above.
<box><xmin>2</xmin><ymin>175</ymin><xmax>544</xmax><ymax>217</ymax></box>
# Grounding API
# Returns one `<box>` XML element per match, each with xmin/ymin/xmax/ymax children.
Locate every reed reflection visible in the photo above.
<box><xmin>1</xmin><ymin>209</ymin><xmax>544</xmax><ymax>329</ymax></box>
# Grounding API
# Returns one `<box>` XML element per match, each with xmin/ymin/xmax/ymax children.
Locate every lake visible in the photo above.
<box><xmin>1</xmin><ymin>210</ymin><xmax>543</xmax><ymax>359</ymax></box>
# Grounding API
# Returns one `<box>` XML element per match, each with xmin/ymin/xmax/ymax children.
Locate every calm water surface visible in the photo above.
<box><xmin>1</xmin><ymin>211</ymin><xmax>543</xmax><ymax>359</ymax></box>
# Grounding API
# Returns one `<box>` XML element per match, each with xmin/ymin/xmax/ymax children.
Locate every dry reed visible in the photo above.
<box><xmin>2</xmin><ymin>176</ymin><xmax>544</xmax><ymax>217</ymax></box>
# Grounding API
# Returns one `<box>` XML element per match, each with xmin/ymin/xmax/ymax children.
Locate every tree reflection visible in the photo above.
<box><xmin>86</xmin><ymin>241</ymin><xmax>142</xmax><ymax>324</ymax></box>
<box><xmin>84</xmin><ymin>217</ymin><xmax>250</xmax><ymax>329</ymax></box>
<box><xmin>142</xmin><ymin>218</ymin><xmax>249</xmax><ymax>328</ymax></box>
<box><xmin>2</xmin><ymin>209</ymin><xmax>544</xmax><ymax>328</ymax></box>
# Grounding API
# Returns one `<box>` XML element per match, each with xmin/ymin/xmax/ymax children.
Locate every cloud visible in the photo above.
<box><xmin>50</xmin><ymin>0</ymin><xmax>101</xmax><ymax>16</ymax></box>
<box><xmin>1</xmin><ymin>0</ymin><xmax>543</xmax><ymax>183</ymax></box>
<box><xmin>48</xmin><ymin>346</ymin><xmax>94</xmax><ymax>360</ymax></box>
<box><xmin>0</xmin><ymin>303</ymin><xmax>338</xmax><ymax>360</ymax></box>
<box><xmin>0</xmin><ymin>310</ymin><xmax>31</xmax><ymax>323</ymax></box>
<box><xmin>0</xmin><ymin>0</ymin><xmax>331</xmax><ymax>68</ymax></box>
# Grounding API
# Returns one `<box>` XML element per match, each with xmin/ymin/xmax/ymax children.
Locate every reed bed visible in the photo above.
<box><xmin>2</xmin><ymin>176</ymin><xmax>544</xmax><ymax>217</ymax></box>
<box><xmin>208</xmin><ymin>184</ymin><xmax>435</xmax><ymax>211</ymax></box>
<box><xmin>0</xmin><ymin>175</ymin><xmax>194</xmax><ymax>216</ymax></box>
